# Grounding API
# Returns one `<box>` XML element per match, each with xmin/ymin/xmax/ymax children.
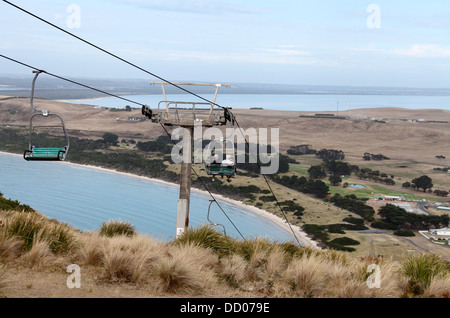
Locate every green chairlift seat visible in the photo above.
<box><xmin>206</xmin><ymin>164</ymin><xmax>236</xmax><ymax>176</ymax></box>
<box><xmin>24</xmin><ymin>147</ymin><xmax>67</xmax><ymax>161</ymax></box>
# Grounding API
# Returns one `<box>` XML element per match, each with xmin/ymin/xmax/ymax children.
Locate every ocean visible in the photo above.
<box><xmin>58</xmin><ymin>93</ymin><xmax>450</xmax><ymax>112</ymax></box>
<box><xmin>0</xmin><ymin>152</ymin><xmax>296</xmax><ymax>243</ymax></box>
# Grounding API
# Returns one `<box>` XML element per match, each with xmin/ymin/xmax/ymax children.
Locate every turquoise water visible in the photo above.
<box><xmin>0</xmin><ymin>152</ymin><xmax>297</xmax><ymax>243</ymax></box>
<box><xmin>349</xmin><ymin>184</ymin><xmax>366</xmax><ymax>189</ymax></box>
<box><xmin>59</xmin><ymin>93</ymin><xmax>450</xmax><ymax>112</ymax></box>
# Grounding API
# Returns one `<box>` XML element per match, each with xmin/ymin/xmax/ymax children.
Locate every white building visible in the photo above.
<box><xmin>391</xmin><ymin>202</ymin><xmax>414</xmax><ymax>212</ymax></box>
<box><xmin>429</xmin><ymin>227</ymin><xmax>450</xmax><ymax>235</ymax></box>
<box><xmin>374</xmin><ymin>195</ymin><xmax>405</xmax><ymax>201</ymax></box>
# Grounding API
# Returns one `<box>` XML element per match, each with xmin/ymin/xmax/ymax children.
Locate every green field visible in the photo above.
<box><xmin>288</xmin><ymin>162</ymin><xmax>450</xmax><ymax>202</ymax></box>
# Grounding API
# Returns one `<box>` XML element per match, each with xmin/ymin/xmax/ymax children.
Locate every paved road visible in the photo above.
<box><xmin>416</xmin><ymin>201</ymin><xmax>433</xmax><ymax>215</ymax></box>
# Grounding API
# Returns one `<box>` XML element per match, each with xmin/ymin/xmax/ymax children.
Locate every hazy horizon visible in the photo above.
<box><xmin>1</xmin><ymin>1</ymin><xmax>450</xmax><ymax>89</ymax></box>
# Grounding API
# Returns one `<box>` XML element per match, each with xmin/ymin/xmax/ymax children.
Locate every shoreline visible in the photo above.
<box><xmin>65</xmin><ymin>162</ymin><xmax>319</xmax><ymax>248</ymax></box>
<box><xmin>0</xmin><ymin>151</ymin><xmax>319</xmax><ymax>248</ymax></box>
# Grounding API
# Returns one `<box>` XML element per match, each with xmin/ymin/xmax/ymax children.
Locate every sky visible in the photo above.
<box><xmin>1</xmin><ymin>0</ymin><xmax>450</xmax><ymax>88</ymax></box>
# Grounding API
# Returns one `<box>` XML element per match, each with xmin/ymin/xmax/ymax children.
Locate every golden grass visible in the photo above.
<box><xmin>0</xmin><ymin>265</ymin><xmax>7</xmax><ymax>296</ymax></box>
<box><xmin>0</xmin><ymin>210</ymin><xmax>449</xmax><ymax>298</ymax></box>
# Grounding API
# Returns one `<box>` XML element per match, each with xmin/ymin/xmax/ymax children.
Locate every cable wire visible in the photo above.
<box><xmin>158</xmin><ymin>123</ymin><xmax>245</xmax><ymax>240</ymax></box>
<box><xmin>0</xmin><ymin>54</ymin><xmax>147</xmax><ymax>108</ymax></box>
<box><xmin>2</xmin><ymin>0</ymin><xmax>302</xmax><ymax>243</ymax></box>
<box><xmin>232</xmin><ymin>116</ymin><xmax>301</xmax><ymax>244</ymax></box>
<box><xmin>2</xmin><ymin>0</ymin><xmax>227</xmax><ymax>110</ymax></box>
<box><xmin>0</xmin><ymin>52</ymin><xmax>246</xmax><ymax>240</ymax></box>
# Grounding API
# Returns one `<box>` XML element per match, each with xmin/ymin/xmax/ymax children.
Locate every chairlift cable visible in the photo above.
<box><xmin>0</xmin><ymin>53</ymin><xmax>245</xmax><ymax>239</ymax></box>
<box><xmin>0</xmin><ymin>54</ymin><xmax>147</xmax><ymax>108</ymax></box>
<box><xmin>2</xmin><ymin>0</ymin><xmax>228</xmax><ymax>110</ymax></box>
<box><xmin>1</xmin><ymin>0</ymin><xmax>300</xmax><ymax>242</ymax></box>
<box><xmin>233</xmin><ymin>117</ymin><xmax>301</xmax><ymax>245</ymax></box>
<box><xmin>158</xmin><ymin>123</ymin><xmax>245</xmax><ymax>240</ymax></box>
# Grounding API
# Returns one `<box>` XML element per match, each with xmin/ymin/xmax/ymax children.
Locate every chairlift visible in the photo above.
<box><xmin>204</xmin><ymin>110</ymin><xmax>236</xmax><ymax>181</ymax></box>
<box><xmin>207</xmin><ymin>199</ymin><xmax>226</xmax><ymax>235</ymax></box>
<box><xmin>23</xmin><ymin>70</ymin><xmax>69</xmax><ymax>161</ymax></box>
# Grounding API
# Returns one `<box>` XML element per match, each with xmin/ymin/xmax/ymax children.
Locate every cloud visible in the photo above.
<box><xmin>158</xmin><ymin>47</ymin><xmax>336</xmax><ymax>67</ymax></box>
<box><xmin>111</xmin><ymin>0</ymin><xmax>265</xmax><ymax>15</ymax></box>
<box><xmin>391</xmin><ymin>44</ymin><xmax>450</xmax><ymax>58</ymax></box>
<box><xmin>352</xmin><ymin>44</ymin><xmax>450</xmax><ymax>59</ymax></box>
<box><xmin>258</xmin><ymin>48</ymin><xmax>311</xmax><ymax>57</ymax></box>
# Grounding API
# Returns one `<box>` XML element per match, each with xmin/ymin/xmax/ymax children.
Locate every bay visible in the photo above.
<box><xmin>59</xmin><ymin>93</ymin><xmax>450</xmax><ymax>112</ymax></box>
<box><xmin>0</xmin><ymin>152</ymin><xmax>296</xmax><ymax>243</ymax></box>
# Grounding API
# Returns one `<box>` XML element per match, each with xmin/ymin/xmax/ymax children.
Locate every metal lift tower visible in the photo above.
<box><xmin>142</xmin><ymin>82</ymin><xmax>231</xmax><ymax>238</ymax></box>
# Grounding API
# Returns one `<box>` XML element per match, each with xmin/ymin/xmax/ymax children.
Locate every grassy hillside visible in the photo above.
<box><xmin>0</xmin><ymin>202</ymin><xmax>449</xmax><ymax>298</ymax></box>
<box><xmin>1</xmin><ymin>99</ymin><xmax>450</xmax><ymax>298</ymax></box>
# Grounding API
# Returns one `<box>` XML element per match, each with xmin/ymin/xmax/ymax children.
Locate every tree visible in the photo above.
<box><xmin>402</xmin><ymin>181</ymin><xmax>411</xmax><ymax>188</ymax></box>
<box><xmin>434</xmin><ymin>190</ymin><xmax>449</xmax><ymax>197</ymax></box>
<box><xmin>287</xmin><ymin>144</ymin><xmax>316</xmax><ymax>155</ymax></box>
<box><xmin>308</xmin><ymin>165</ymin><xmax>326</xmax><ymax>179</ymax></box>
<box><xmin>325</xmin><ymin>160</ymin><xmax>352</xmax><ymax>176</ymax></box>
<box><xmin>329</xmin><ymin>175</ymin><xmax>342</xmax><ymax>186</ymax></box>
<box><xmin>102</xmin><ymin>132</ymin><xmax>119</xmax><ymax>146</ymax></box>
<box><xmin>412</xmin><ymin>175</ymin><xmax>433</xmax><ymax>192</ymax></box>
<box><xmin>277</xmin><ymin>154</ymin><xmax>291</xmax><ymax>173</ymax></box>
<box><xmin>305</xmin><ymin>180</ymin><xmax>329</xmax><ymax>198</ymax></box>
<box><xmin>315</xmin><ymin>149</ymin><xmax>345</xmax><ymax>161</ymax></box>
<box><xmin>378</xmin><ymin>204</ymin><xmax>449</xmax><ymax>229</ymax></box>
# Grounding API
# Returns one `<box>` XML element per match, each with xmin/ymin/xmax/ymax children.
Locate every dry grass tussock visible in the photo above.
<box><xmin>0</xmin><ymin>211</ymin><xmax>449</xmax><ymax>298</ymax></box>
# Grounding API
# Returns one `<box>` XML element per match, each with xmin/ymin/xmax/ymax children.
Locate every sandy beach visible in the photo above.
<box><xmin>64</xmin><ymin>161</ymin><xmax>319</xmax><ymax>248</ymax></box>
<box><xmin>1</xmin><ymin>151</ymin><xmax>318</xmax><ymax>248</ymax></box>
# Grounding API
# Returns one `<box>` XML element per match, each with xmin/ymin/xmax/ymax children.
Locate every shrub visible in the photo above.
<box><xmin>328</xmin><ymin>237</ymin><xmax>360</xmax><ymax>246</ymax></box>
<box><xmin>370</xmin><ymin>220</ymin><xmax>397</xmax><ymax>230</ymax></box>
<box><xmin>302</xmin><ymin>224</ymin><xmax>329</xmax><ymax>243</ymax></box>
<box><xmin>3</xmin><ymin>212</ymin><xmax>77</xmax><ymax>254</ymax></box>
<box><xmin>155</xmin><ymin>245</ymin><xmax>208</xmax><ymax>294</ymax></box>
<box><xmin>102</xmin><ymin>245</ymin><xmax>146</xmax><ymax>283</ymax></box>
<box><xmin>99</xmin><ymin>219</ymin><xmax>136</xmax><ymax>237</ymax></box>
<box><xmin>394</xmin><ymin>229</ymin><xmax>415</xmax><ymax>237</ymax></box>
<box><xmin>343</xmin><ymin>217</ymin><xmax>365</xmax><ymax>225</ymax></box>
<box><xmin>174</xmin><ymin>225</ymin><xmax>233</xmax><ymax>256</ymax></box>
<box><xmin>0</xmin><ymin>194</ymin><xmax>35</xmax><ymax>213</ymax></box>
<box><xmin>279</xmin><ymin>200</ymin><xmax>305</xmax><ymax>217</ymax></box>
<box><xmin>232</xmin><ymin>237</ymin><xmax>274</xmax><ymax>261</ymax></box>
<box><xmin>330</xmin><ymin>194</ymin><xmax>375</xmax><ymax>221</ymax></box>
<box><xmin>326</xmin><ymin>243</ymin><xmax>356</xmax><ymax>252</ymax></box>
<box><xmin>279</xmin><ymin>241</ymin><xmax>304</xmax><ymax>257</ymax></box>
<box><xmin>259</xmin><ymin>195</ymin><xmax>276</xmax><ymax>202</ymax></box>
<box><xmin>327</xmin><ymin>224</ymin><xmax>346</xmax><ymax>234</ymax></box>
<box><xmin>21</xmin><ymin>240</ymin><xmax>54</xmax><ymax>269</ymax></box>
<box><xmin>237</xmin><ymin>185</ymin><xmax>261</xmax><ymax>194</ymax></box>
<box><xmin>47</xmin><ymin>223</ymin><xmax>79</xmax><ymax>254</ymax></box>
<box><xmin>0</xmin><ymin>236</ymin><xmax>23</xmax><ymax>261</ymax></box>
<box><xmin>401</xmin><ymin>253</ymin><xmax>449</xmax><ymax>295</ymax></box>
